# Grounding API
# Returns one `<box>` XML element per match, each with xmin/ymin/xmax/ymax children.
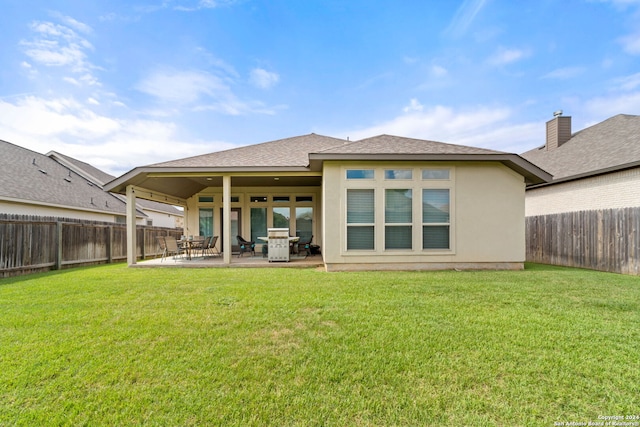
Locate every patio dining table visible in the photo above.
<box><xmin>179</xmin><ymin>237</ymin><xmax>205</xmax><ymax>260</ymax></box>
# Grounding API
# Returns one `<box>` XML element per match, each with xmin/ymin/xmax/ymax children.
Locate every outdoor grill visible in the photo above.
<box><xmin>267</xmin><ymin>228</ymin><xmax>290</xmax><ymax>262</ymax></box>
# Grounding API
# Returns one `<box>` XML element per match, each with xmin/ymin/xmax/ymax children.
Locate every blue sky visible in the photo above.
<box><xmin>1</xmin><ymin>0</ymin><xmax>640</xmax><ymax>176</ymax></box>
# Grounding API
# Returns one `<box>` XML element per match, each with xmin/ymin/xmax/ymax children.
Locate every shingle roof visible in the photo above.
<box><xmin>316</xmin><ymin>134</ymin><xmax>506</xmax><ymax>155</ymax></box>
<box><xmin>152</xmin><ymin>133</ymin><xmax>348</xmax><ymax>168</ymax></box>
<box><xmin>521</xmin><ymin>114</ymin><xmax>640</xmax><ymax>181</ymax></box>
<box><xmin>46</xmin><ymin>151</ymin><xmax>182</xmax><ymax>216</ymax></box>
<box><xmin>47</xmin><ymin>151</ymin><xmax>115</xmax><ymax>187</ymax></box>
<box><xmin>0</xmin><ymin>139</ymin><xmax>129</xmax><ymax>214</ymax></box>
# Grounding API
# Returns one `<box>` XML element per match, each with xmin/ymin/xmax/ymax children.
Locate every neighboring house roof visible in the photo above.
<box><xmin>0</xmin><ymin>139</ymin><xmax>133</xmax><ymax>216</ymax></box>
<box><xmin>521</xmin><ymin>114</ymin><xmax>640</xmax><ymax>186</ymax></box>
<box><xmin>105</xmin><ymin>133</ymin><xmax>550</xmax><ymax>198</ymax></box>
<box><xmin>47</xmin><ymin>150</ymin><xmax>182</xmax><ymax>217</ymax></box>
<box><xmin>47</xmin><ymin>151</ymin><xmax>116</xmax><ymax>188</ymax></box>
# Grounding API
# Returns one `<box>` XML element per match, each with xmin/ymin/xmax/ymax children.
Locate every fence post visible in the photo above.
<box><xmin>107</xmin><ymin>225</ymin><xmax>113</xmax><ymax>264</ymax></box>
<box><xmin>55</xmin><ymin>221</ymin><xmax>63</xmax><ymax>270</ymax></box>
<box><xmin>141</xmin><ymin>226</ymin><xmax>147</xmax><ymax>260</ymax></box>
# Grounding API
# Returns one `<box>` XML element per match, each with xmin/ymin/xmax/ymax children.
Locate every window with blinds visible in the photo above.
<box><xmin>422</xmin><ymin>189</ymin><xmax>450</xmax><ymax>249</ymax></box>
<box><xmin>347</xmin><ymin>189</ymin><xmax>375</xmax><ymax>250</ymax></box>
<box><xmin>385</xmin><ymin>189</ymin><xmax>412</xmax><ymax>249</ymax></box>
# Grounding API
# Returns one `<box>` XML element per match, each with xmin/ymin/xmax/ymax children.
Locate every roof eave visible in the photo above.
<box><xmin>104</xmin><ymin>165</ymin><xmax>315</xmax><ymax>194</ymax></box>
<box><xmin>308</xmin><ymin>153</ymin><xmax>552</xmax><ymax>185</ymax></box>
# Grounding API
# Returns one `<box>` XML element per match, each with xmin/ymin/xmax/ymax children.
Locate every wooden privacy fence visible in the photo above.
<box><xmin>0</xmin><ymin>214</ymin><xmax>183</xmax><ymax>278</ymax></box>
<box><xmin>526</xmin><ymin>207</ymin><xmax>640</xmax><ymax>275</ymax></box>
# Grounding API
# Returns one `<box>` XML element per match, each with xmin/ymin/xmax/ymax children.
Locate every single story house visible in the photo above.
<box><xmin>104</xmin><ymin>133</ymin><xmax>550</xmax><ymax>271</ymax></box>
<box><xmin>522</xmin><ymin>113</ymin><xmax>640</xmax><ymax>216</ymax></box>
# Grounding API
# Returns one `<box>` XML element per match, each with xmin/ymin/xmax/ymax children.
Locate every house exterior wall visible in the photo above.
<box><xmin>322</xmin><ymin>161</ymin><xmax>526</xmax><ymax>271</ymax></box>
<box><xmin>0</xmin><ymin>200</ymin><xmax>134</xmax><ymax>223</ymax></box>
<box><xmin>525</xmin><ymin>167</ymin><xmax>640</xmax><ymax>216</ymax></box>
<box><xmin>142</xmin><ymin>209</ymin><xmax>182</xmax><ymax>228</ymax></box>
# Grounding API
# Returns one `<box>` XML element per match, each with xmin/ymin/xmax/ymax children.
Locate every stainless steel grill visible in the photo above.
<box><xmin>267</xmin><ymin>228</ymin><xmax>289</xmax><ymax>262</ymax></box>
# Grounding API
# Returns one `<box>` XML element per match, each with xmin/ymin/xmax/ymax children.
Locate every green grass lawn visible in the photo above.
<box><xmin>1</xmin><ymin>264</ymin><xmax>639</xmax><ymax>426</ymax></box>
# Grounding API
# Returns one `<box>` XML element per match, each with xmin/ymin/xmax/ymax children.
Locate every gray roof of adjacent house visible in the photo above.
<box><xmin>0</xmin><ymin>139</ymin><xmax>130</xmax><ymax>215</ymax></box>
<box><xmin>48</xmin><ymin>150</ymin><xmax>182</xmax><ymax>216</ymax></box>
<box><xmin>521</xmin><ymin>114</ymin><xmax>640</xmax><ymax>185</ymax></box>
<box><xmin>47</xmin><ymin>151</ymin><xmax>116</xmax><ymax>188</ymax></box>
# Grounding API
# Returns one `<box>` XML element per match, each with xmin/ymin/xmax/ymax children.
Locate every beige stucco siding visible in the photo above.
<box><xmin>322</xmin><ymin>161</ymin><xmax>526</xmax><ymax>270</ymax></box>
<box><xmin>525</xmin><ymin>168</ymin><xmax>640</xmax><ymax>216</ymax></box>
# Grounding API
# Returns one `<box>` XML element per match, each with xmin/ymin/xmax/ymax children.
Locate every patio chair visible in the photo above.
<box><xmin>157</xmin><ymin>236</ymin><xmax>168</xmax><ymax>261</ymax></box>
<box><xmin>164</xmin><ymin>236</ymin><xmax>184</xmax><ymax>261</ymax></box>
<box><xmin>198</xmin><ymin>236</ymin><xmax>211</xmax><ymax>258</ymax></box>
<box><xmin>297</xmin><ymin>235</ymin><xmax>314</xmax><ymax>257</ymax></box>
<box><xmin>206</xmin><ymin>235</ymin><xmax>221</xmax><ymax>257</ymax></box>
<box><xmin>236</xmin><ymin>235</ymin><xmax>255</xmax><ymax>257</ymax></box>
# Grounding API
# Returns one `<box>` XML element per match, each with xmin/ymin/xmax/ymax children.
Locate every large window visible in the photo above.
<box><xmin>296</xmin><ymin>207</ymin><xmax>313</xmax><ymax>241</ymax></box>
<box><xmin>423</xmin><ymin>189</ymin><xmax>450</xmax><ymax>249</ymax></box>
<box><xmin>347</xmin><ymin>189</ymin><xmax>375</xmax><ymax>250</ymax></box>
<box><xmin>250</xmin><ymin>208</ymin><xmax>267</xmax><ymax>243</ymax></box>
<box><xmin>385</xmin><ymin>189</ymin><xmax>412</xmax><ymax>249</ymax></box>
<box><xmin>273</xmin><ymin>207</ymin><xmax>290</xmax><ymax>229</ymax></box>
<box><xmin>199</xmin><ymin>208</ymin><xmax>213</xmax><ymax>237</ymax></box>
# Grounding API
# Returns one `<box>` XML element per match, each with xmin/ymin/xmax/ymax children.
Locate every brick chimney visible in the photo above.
<box><xmin>546</xmin><ymin>111</ymin><xmax>572</xmax><ymax>151</ymax></box>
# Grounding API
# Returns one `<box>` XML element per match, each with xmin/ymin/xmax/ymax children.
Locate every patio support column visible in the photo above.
<box><xmin>126</xmin><ymin>185</ymin><xmax>137</xmax><ymax>266</ymax></box>
<box><xmin>223</xmin><ymin>175</ymin><xmax>231</xmax><ymax>265</ymax></box>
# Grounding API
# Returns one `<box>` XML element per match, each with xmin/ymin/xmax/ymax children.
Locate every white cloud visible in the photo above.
<box><xmin>487</xmin><ymin>47</ymin><xmax>530</xmax><ymax>66</ymax></box>
<box><xmin>0</xmin><ymin>96</ymin><xmax>119</xmax><ymax>138</ymax></box>
<box><xmin>136</xmin><ymin>68</ymin><xmax>230</xmax><ymax>104</ymax></box>
<box><xmin>0</xmin><ymin>94</ymin><xmax>233</xmax><ymax>176</ymax></box>
<box><xmin>20</xmin><ymin>16</ymin><xmax>98</xmax><ymax>85</ymax></box>
<box><xmin>249</xmin><ymin>68</ymin><xmax>280</xmax><ymax>89</ymax></box>
<box><xmin>172</xmin><ymin>0</ymin><xmax>238</xmax><ymax>11</ymax></box>
<box><xmin>54</xmin><ymin>13</ymin><xmax>93</xmax><ymax>34</ymax></box>
<box><xmin>431</xmin><ymin>65</ymin><xmax>448</xmax><ymax>77</ymax></box>
<box><xmin>541</xmin><ymin>66</ymin><xmax>586</xmax><ymax>79</ymax></box>
<box><xmin>619</xmin><ymin>32</ymin><xmax>640</xmax><ymax>55</ymax></box>
<box><xmin>340</xmin><ymin>103</ymin><xmax>544</xmax><ymax>154</ymax></box>
<box><xmin>403</xmin><ymin>98</ymin><xmax>424</xmax><ymax>113</ymax></box>
<box><xmin>137</xmin><ymin>67</ymin><xmax>280</xmax><ymax>115</ymax></box>
<box><xmin>583</xmin><ymin>91</ymin><xmax>640</xmax><ymax>117</ymax></box>
<box><xmin>612</xmin><ymin>72</ymin><xmax>640</xmax><ymax>90</ymax></box>
<box><xmin>445</xmin><ymin>0</ymin><xmax>488</xmax><ymax>38</ymax></box>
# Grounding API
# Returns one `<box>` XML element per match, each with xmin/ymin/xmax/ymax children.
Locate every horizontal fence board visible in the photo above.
<box><xmin>0</xmin><ymin>214</ymin><xmax>182</xmax><ymax>278</ymax></box>
<box><xmin>526</xmin><ymin>207</ymin><xmax>640</xmax><ymax>275</ymax></box>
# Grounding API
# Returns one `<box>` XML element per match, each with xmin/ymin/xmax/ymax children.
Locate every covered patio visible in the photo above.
<box><xmin>104</xmin><ymin>134</ymin><xmax>340</xmax><ymax>268</ymax></box>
